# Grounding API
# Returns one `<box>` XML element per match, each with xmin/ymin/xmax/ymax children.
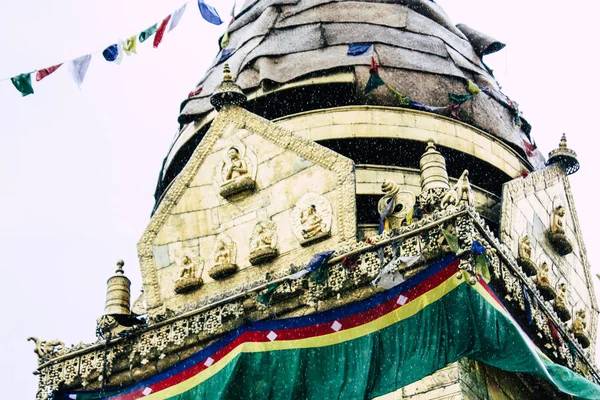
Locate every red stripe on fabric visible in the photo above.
<box><xmin>478</xmin><ymin>278</ymin><xmax>506</xmax><ymax>311</ymax></box>
<box><xmin>115</xmin><ymin>259</ymin><xmax>460</xmax><ymax>400</ymax></box>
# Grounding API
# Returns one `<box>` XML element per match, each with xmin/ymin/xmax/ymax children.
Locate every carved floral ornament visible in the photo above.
<box><xmin>290</xmin><ymin>192</ymin><xmax>333</xmax><ymax>246</ymax></box>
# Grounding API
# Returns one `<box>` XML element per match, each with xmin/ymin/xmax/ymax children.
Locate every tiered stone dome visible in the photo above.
<box><xmin>156</xmin><ymin>0</ymin><xmax>543</xmax><ymax>206</ymax></box>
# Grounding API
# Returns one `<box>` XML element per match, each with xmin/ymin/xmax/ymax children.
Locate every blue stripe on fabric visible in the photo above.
<box><xmin>65</xmin><ymin>254</ymin><xmax>457</xmax><ymax>399</ymax></box>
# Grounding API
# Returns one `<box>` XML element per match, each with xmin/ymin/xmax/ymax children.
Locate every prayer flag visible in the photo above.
<box><xmin>139</xmin><ymin>24</ymin><xmax>158</xmax><ymax>43</ymax></box>
<box><xmin>386</xmin><ymin>84</ymin><xmax>411</xmax><ymax>106</ymax></box>
<box><xmin>102</xmin><ymin>44</ymin><xmax>119</xmax><ymax>62</ymax></box>
<box><xmin>289</xmin><ymin>250</ymin><xmax>335</xmax><ymax>280</ymax></box>
<box><xmin>449</xmin><ymin>103</ymin><xmax>460</xmax><ymax>118</ymax></box>
<box><xmin>379</xmin><ymin>198</ymin><xmax>394</xmax><ymax>234</ymax></box>
<box><xmin>467</xmin><ymin>80</ymin><xmax>481</xmax><ymax>94</ymax></box>
<box><xmin>154</xmin><ymin>15</ymin><xmax>172</xmax><ymax>48</ymax></box>
<box><xmin>372</xmin><ymin>255</ymin><xmax>424</xmax><ymax>289</ymax></box>
<box><xmin>449</xmin><ymin>93</ymin><xmax>474</xmax><ymax>104</ymax></box>
<box><xmin>369</xmin><ymin>56</ymin><xmax>378</xmax><ymax>74</ymax></box>
<box><xmin>221</xmin><ymin>30</ymin><xmax>230</xmax><ymax>49</ymax></box>
<box><xmin>36</xmin><ymin>64</ymin><xmax>62</xmax><ymax>82</ymax></box>
<box><xmin>188</xmin><ymin>87</ymin><xmax>203</xmax><ymax>98</ymax></box>
<box><xmin>229</xmin><ymin>1</ymin><xmax>236</xmax><ymax>24</ymax></box>
<box><xmin>218</xmin><ymin>48</ymin><xmax>233</xmax><ymax>63</ymax></box>
<box><xmin>69</xmin><ymin>54</ymin><xmax>92</xmax><ymax>87</ymax></box>
<box><xmin>11</xmin><ymin>73</ymin><xmax>34</xmax><ymax>96</ymax></box>
<box><xmin>348</xmin><ymin>43</ymin><xmax>374</xmax><ymax>57</ymax></box>
<box><xmin>123</xmin><ymin>35</ymin><xmax>137</xmax><ymax>55</ymax></box>
<box><xmin>257</xmin><ymin>283</ymin><xmax>281</xmax><ymax>305</ymax></box>
<box><xmin>168</xmin><ymin>4</ymin><xmax>187</xmax><ymax>32</ymax></box>
<box><xmin>365</xmin><ymin>72</ymin><xmax>385</xmax><ymax>94</ymax></box>
<box><xmin>198</xmin><ymin>0</ymin><xmax>223</xmax><ymax>25</ymax></box>
<box><xmin>442</xmin><ymin>228</ymin><xmax>459</xmax><ymax>253</ymax></box>
<box><xmin>523</xmin><ymin>140</ymin><xmax>536</xmax><ymax>157</ymax></box>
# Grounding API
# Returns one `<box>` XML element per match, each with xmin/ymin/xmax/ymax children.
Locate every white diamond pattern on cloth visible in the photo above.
<box><xmin>397</xmin><ymin>295</ymin><xmax>409</xmax><ymax>306</ymax></box>
<box><xmin>204</xmin><ymin>357</ymin><xmax>215</xmax><ymax>367</ymax></box>
<box><xmin>142</xmin><ymin>387</ymin><xmax>153</xmax><ymax>396</ymax></box>
<box><xmin>331</xmin><ymin>320</ymin><xmax>342</xmax><ymax>332</ymax></box>
<box><xmin>267</xmin><ymin>331</ymin><xmax>278</xmax><ymax>341</ymax></box>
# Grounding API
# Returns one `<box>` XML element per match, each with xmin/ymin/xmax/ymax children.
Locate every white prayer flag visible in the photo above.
<box><xmin>69</xmin><ymin>54</ymin><xmax>92</xmax><ymax>87</ymax></box>
<box><xmin>168</xmin><ymin>4</ymin><xmax>187</xmax><ymax>32</ymax></box>
<box><xmin>372</xmin><ymin>255</ymin><xmax>424</xmax><ymax>290</ymax></box>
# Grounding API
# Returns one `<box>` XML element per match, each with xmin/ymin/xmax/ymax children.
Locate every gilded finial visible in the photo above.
<box><xmin>222</xmin><ymin>63</ymin><xmax>233</xmax><ymax>82</ymax></box>
<box><xmin>559</xmin><ymin>133</ymin><xmax>568</xmax><ymax>149</ymax></box>
<box><xmin>547</xmin><ymin>133</ymin><xmax>580</xmax><ymax>175</ymax></box>
<box><xmin>210</xmin><ymin>64</ymin><xmax>247</xmax><ymax>111</ymax></box>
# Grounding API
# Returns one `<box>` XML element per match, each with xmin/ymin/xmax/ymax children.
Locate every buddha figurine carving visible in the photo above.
<box><xmin>219</xmin><ymin>146</ymin><xmax>255</xmax><ymax>198</ymax></box>
<box><xmin>517</xmin><ymin>236</ymin><xmax>537</xmax><ymax>276</ymax></box>
<box><xmin>208</xmin><ymin>235</ymin><xmax>238</xmax><ymax>280</ymax></box>
<box><xmin>554</xmin><ymin>283</ymin><xmax>571</xmax><ymax>322</ymax></box>
<box><xmin>535</xmin><ymin>262</ymin><xmax>556</xmax><ymax>301</ymax></box>
<box><xmin>572</xmin><ymin>310</ymin><xmax>590</xmax><ymax>348</ymax></box>
<box><xmin>547</xmin><ymin>204</ymin><xmax>573</xmax><ymax>255</ymax></box>
<box><xmin>249</xmin><ymin>220</ymin><xmax>278</xmax><ymax>265</ymax></box>
<box><xmin>291</xmin><ymin>192</ymin><xmax>333</xmax><ymax>245</ymax></box>
<box><xmin>301</xmin><ymin>205</ymin><xmax>326</xmax><ymax>239</ymax></box>
<box><xmin>173</xmin><ymin>250</ymin><xmax>203</xmax><ymax>294</ymax></box>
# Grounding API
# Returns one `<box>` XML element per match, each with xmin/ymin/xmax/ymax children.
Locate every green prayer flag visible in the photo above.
<box><xmin>257</xmin><ymin>283</ymin><xmax>281</xmax><ymax>305</ymax></box>
<box><xmin>139</xmin><ymin>24</ymin><xmax>158</xmax><ymax>43</ymax></box>
<box><xmin>475</xmin><ymin>254</ymin><xmax>490</xmax><ymax>283</ymax></box>
<box><xmin>442</xmin><ymin>228</ymin><xmax>459</xmax><ymax>253</ymax></box>
<box><xmin>449</xmin><ymin>93</ymin><xmax>474</xmax><ymax>104</ymax></box>
<box><xmin>365</xmin><ymin>72</ymin><xmax>385</xmax><ymax>94</ymax></box>
<box><xmin>310</xmin><ymin>264</ymin><xmax>329</xmax><ymax>285</ymax></box>
<box><xmin>11</xmin><ymin>73</ymin><xmax>34</xmax><ymax>97</ymax></box>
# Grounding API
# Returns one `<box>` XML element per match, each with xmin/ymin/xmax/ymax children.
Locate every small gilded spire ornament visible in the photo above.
<box><xmin>104</xmin><ymin>260</ymin><xmax>131</xmax><ymax>316</ymax></box>
<box><xmin>210</xmin><ymin>63</ymin><xmax>247</xmax><ymax>111</ymax></box>
<box><xmin>546</xmin><ymin>133</ymin><xmax>580</xmax><ymax>175</ymax></box>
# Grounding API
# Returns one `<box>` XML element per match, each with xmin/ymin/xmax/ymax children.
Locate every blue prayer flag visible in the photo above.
<box><xmin>472</xmin><ymin>241</ymin><xmax>486</xmax><ymax>255</ymax></box>
<box><xmin>218</xmin><ymin>48</ymin><xmax>234</xmax><ymax>63</ymax></box>
<box><xmin>102</xmin><ymin>44</ymin><xmax>119</xmax><ymax>62</ymax></box>
<box><xmin>198</xmin><ymin>0</ymin><xmax>223</xmax><ymax>25</ymax></box>
<box><xmin>306</xmin><ymin>250</ymin><xmax>336</xmax><ymax>272</ymax></box>
<box><xmin>347</xmin><ymin>43</ymin><xmax>373</xmax><ymax>57</ymax></box>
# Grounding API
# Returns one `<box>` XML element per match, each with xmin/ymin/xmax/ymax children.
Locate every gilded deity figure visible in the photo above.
<box><xmin>249</xmin><ymin>221</ymin><xmax>278</xmax><ymax>265</ymax></box>
<box><xmin>219</xmin><ymin>146</ymin><xmax>255</xmax><ymax>198</ymax></box>
<box><xmin>551</xmin><ymin>206</ymin><xmax>566</xmax><ymax>235</ymax></box>
<box><xmin>535</xmin><ymin>262</ymin><xmax>556</xmax><ymax>300</ymax></box>
<box><xmin>554</xmin><ymin>283</ymin><xmax>571</xmax><ymax>322</ymax></box>
<box><xmin>224</xmin><ymin>147</ymin><xmax>248</xmax><ymax>181</ymax></box>
<box><xmin>572</xmin><ymin>309</ymin><xmax>590</xmax><ymax>348</ymax></box>
<box><xmin>547</xmin><ymin>204</ymin><xmax>573</xmax><ymax>255</ymax></box>
<box><xmin>300</xmin><ymin>204</ymin><xmax>326</xmax><ymax>239</ymax></box>
<box><xmin>174</xmin><ymin>251</ymin><xmax>203</xmax><ymax>294</ymax></box>
<box><xmin>209</xmin><ymin>238</ymin><xmax>238</xmax><ymax>280</ymax></box>
<box><xmin>517</xmin><ymin>236</ymin><xmax>537</xmax><ymax>276</ymax></box>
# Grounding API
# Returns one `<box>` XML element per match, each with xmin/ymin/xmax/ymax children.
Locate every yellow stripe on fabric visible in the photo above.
<box><xmin>147</xmin><ymin>274</ymin><xmax>466</xmax><ymax>399</ymax></box>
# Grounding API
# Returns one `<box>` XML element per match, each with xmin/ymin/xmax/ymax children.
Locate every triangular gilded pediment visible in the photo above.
<box><xmin>138</xmin><ymin>105</ymin><xmax>356</xmax><ymax>317</ymax></box>
<box><xmin>501</xmin><ymin>165</ymin><xmax>597</xmax><ymax>348</ymax></box>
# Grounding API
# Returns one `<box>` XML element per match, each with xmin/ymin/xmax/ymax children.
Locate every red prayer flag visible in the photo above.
<box><xmin>548</xmin><ymin>319</ymin><xmax>561</xmax><ymax>344</ymax></box>
<box><xmin>188</xmin><ymin>87</ymin><xmax>203</xmax><ymax>98</ymax></box>
<box><xmin>369</xmin><ymin>56</ymin><xmax>378</xmax><ymax>74</ymax></box>
<box><xmin>36</xmin><ymin>64</ymin><xmax>62</xmax><ymax>81</ymax></box>
<box><xmin>523</xmin><ymin>140</ymin><xmax>536</xmax><ymax>157</ymax></box>
<box><xmin>449</xmin><ymin>103</ymin><xmax>460</xmax><ymax>119</ymax></box>
<box><xmin>154</xmin><ymin>15</ymin><xmax>172</xmax><ymax>48</ymax></box>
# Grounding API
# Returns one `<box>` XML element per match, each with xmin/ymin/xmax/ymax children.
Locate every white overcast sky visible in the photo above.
<box><xmin>1</xmin><ymin>1</ymin><xmax>599</xmax><ymax>398</ymax></box>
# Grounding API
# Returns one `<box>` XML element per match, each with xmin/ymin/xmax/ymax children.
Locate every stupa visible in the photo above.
<box><xmin>31</xmin><ymin>1</ymin><xmax>600</xmax><ymax>399</ymax></box>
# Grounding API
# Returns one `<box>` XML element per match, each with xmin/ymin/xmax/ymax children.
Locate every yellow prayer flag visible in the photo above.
<box><xmin>467</xmin><ymin>80</ymin><xmax>481</xmax><ymax>95</ymax></box>
<box><xmin>221</xmin><ymin>30</ymin><xmax>230</xmax><ymax>49</ymax></box>
<box><xmin>124</xmin><ymin>35</ymin><xmax>137</xmax><ymax>55</ymax></box>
